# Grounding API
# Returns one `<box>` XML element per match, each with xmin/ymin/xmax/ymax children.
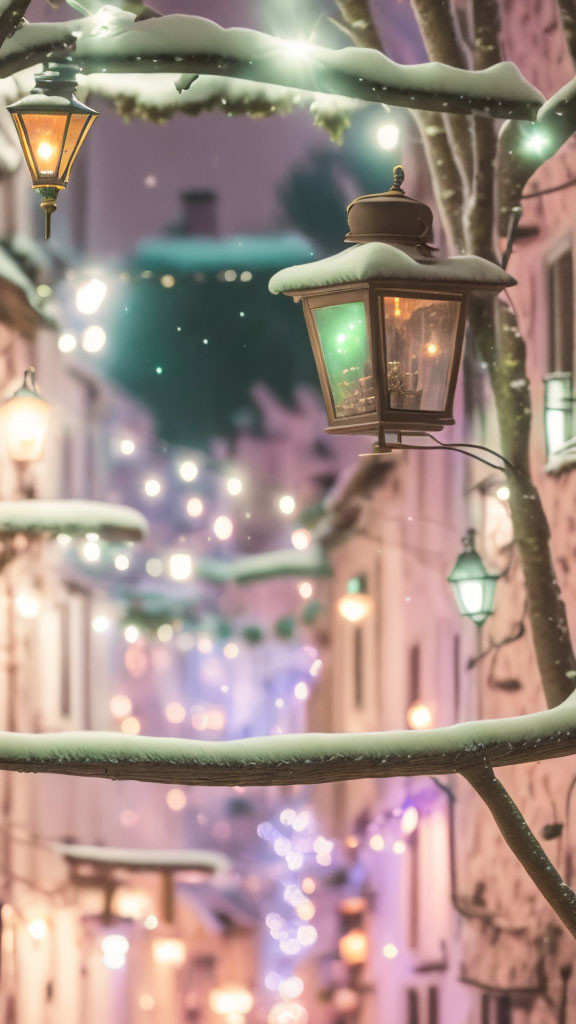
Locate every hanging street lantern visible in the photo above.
<box><xmin>8</xmin><ymin>62</ymin><xmax>98</xmax><ymax>239</ymax></box>
<box><xmin>337</xmin><ymin>574</ymin><xmax>373</xmax><ymax>623</ymax></box>
<box><xmin>447</xmin><ymin>529</ymin><xmax>500</xmax><ymax>626</ymax></box>
<box><xmin>0</xmin><ymin>368</ymin><xmax>52</xmax><ymax>462</ymax></box>
<box><xmin>269</xmin><ymin>166</ymin><xmax>515</xmax><ymax>452</ymax></box>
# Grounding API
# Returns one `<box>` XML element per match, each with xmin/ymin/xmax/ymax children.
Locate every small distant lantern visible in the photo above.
<box><xmin>337</xmin><ymin>575</ymin><xmax>373</xmax><ymax>623</ymax></box>
<box><xmin>544</xmin><ymin>372</ymin><xmax>573</xmax><ymax>457</ymax></box>
<box><xmin>151</xmin><ymin>937</ymin><xmax>187</xmax><ymax>967</ymax></box>
<box><xmin>338</xmin><ymin>927</ymin><xmax>368</xmax><ymax>966</ymax></box>
<box><xmin>209</xmin><ymin>984</ymin><xmax>254</xmax><ymax>1016</ymax></box>
<box><xmin>8</xmin><ymin>62</ymin><xmax>98</xmax><ymax>239</ymax></box>
<box><xmin>447</xmin><ymin>529</ymin><xmax>500</xmax><ymax>625</ymax></box>
<box><xmin>0</xmin><ymin>368</ymin><xmax>51</xmax><ymax>462</ymax></box>
<box><xmin>270</xmin><ymin>166</ymin><xmax>515</xmax><ymax>452</ymax></box>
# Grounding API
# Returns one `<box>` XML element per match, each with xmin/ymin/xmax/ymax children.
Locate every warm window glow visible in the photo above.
<box><xmin>406</xmin><ymin>700</ymin><xmax>433</xmax><ymax>730</ymax></box>
<box><xmin>179</xmin><ymin>459</ymin><xmax>198</xmax><ymax>482</ymax></box>
<box><xmin>110</xmin><ymin>694</ymin><xmax>133</xmax><ymax>719</ymax></box>
<box><xmin>144</xmin><ymin>478</ymin><xmax>162</xmax><ymax>498</ymax></box>
<box><xmin>213</xmin><ymin>515</ymin><xmax>234</xmax><ymax>540</ymax></box>
<box><xmin>168</xmin><ymin>552</ymin><xmax>193</xmax><ymax>581</ymax></box>
<box><xmin>15</xmin><ymin>591</ymin><xmax>40</xmax><ymax>619</ymax></box>
<box><xmin>209</xmin><ymin>985</ymin><xmax>254</xmax><ymax>1016</ymax></box>
<box><xmin>152</xmin><ymin>938</ymin><xmax>187</xmax><ymax>967</ymax></box>
<box><xmin>338</xmin><ymin>928</ymin><xmax>368</xmax><ymax>966</ymax></box>
<box><xmin>186</xmin><ymin>496</ymin><xmax>204</xmax><ymax>518</ymax></box>
<box><xmin>165</xmin><ymin>702</ymin><xmax>186</xmax><ymax>724</ymax></box>
<box><xmin>81</xmin><ymin>325</ymin><xmax>106</xmax><ymax>353</ymax></box>
<box><xmin>27</xmin><ymin>918</ymin><xmax>48</xmax><ymax>941</ymax></box>
<box><xmin>76</xmin><ymin>277</ymin><xmax>108</xmax><ymax>315</ymax></box>
<box><xmin>382</xmin><ymin>942</ymin><xmax>398</xmax><ymax>959</ymax></box>
<box><xmin>291</xmin><ymin>528</ymin><xmax>311</xmax><ymax>551</ymax></box>
<box><xmin>279</xmin><ymin>494</ymin><xmax>296</xmax><ymax>515</ymax></box>
<box><xmin>166</xmin><ymin>787</ymin><xmax>187</xmax><ymax>812</ymax></box>
<box><xmin>337</xmin><ymin>592</ymin><xmax>372</xmax><ymax>623</ymax></box>
<box><xmin>226</xmin><ymin>476</ymin><xmax>243</xmax><ymax>496</ymax></box>
<box><xmin>120</xmin><ymin>716</ymin><xmax>141</xmax><ymax>735</ymax></box>
<box><xmin>401</xmin><ymin>806</ymin><xmax>419</xmax><ymax>835</ymax></box>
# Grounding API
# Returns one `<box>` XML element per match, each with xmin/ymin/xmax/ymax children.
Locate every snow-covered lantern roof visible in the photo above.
<box><xmin>8</xmin><ymin>61</ymin><xmax>98</xmax><ymax>239</ymax></box>
<box><xmin>269</xmin><ymin>166</ymin><xmax>515</xmax><ymax>452</ymax></box>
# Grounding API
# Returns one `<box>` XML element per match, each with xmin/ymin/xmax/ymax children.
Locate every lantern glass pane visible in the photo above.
<box><xmin>382</xmin><ymin>296</ymin><xmax>461</xmax><ymax>412</ymax></box>
<box><xmin>312</xmin><ymin>302</ymin><xmax>374</xmax><ymax>418</ymax></box>
<box><xmin>18</xmin><ymin>112</ymin><xmax>69</xmax><ymax>179</ymax></box>
<box><xmin>58</xmin><ymin>113</ymin><xmax>93</xmax><ymax>179</ymax></box>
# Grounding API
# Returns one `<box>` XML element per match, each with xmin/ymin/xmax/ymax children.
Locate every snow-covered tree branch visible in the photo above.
<box><xmin>3</xmin><ymin>694</ymin><xmax>576</xmax><ymax>786</ymax></box>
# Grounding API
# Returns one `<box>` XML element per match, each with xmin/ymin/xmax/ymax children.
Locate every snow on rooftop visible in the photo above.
<box><xmin>0</xmin><ymin>500</ymin><xmax>148</xmax><ymax>541</ymax></box>
<box><xmin>134</xmin><ymin>233</ymin><xmax>314</xmax><ymax>275</ymax></box>
<box><xmin>269</xmin><ymin>242</ymin><xmax>517</xmax><ymax>294</ymax></box>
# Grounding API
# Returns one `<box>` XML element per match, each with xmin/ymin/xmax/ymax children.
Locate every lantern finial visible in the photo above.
<box><xmin>390</xmin><ymin>164</ymin><xmax>405</xmax><ymax>193</ymax></box>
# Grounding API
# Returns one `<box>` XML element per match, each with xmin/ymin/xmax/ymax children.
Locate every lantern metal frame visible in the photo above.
<box><xmin>294</xmin><ymin>280</ymin><xmax>471</xmax><ymax>440</ymax></box>
<box><xmin>273</xmin><ymin>165</ymin><xmax>515</xmax><ymax>451</ymax></box>
<box><xmin>8</xmin><ymin>61</ymin><xmax>98</xmax><ymax>238</ymax></box>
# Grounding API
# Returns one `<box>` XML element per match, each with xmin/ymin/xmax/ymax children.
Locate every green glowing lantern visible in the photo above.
<box><xmin>447</xmin><ymin>529</ymin><xmax>500</xmax><ymax>625</ymax></box>
<box><xmin>270</xmin><ymin>166</ymin><xmax>515</xmax><ymax>452</ymax></box>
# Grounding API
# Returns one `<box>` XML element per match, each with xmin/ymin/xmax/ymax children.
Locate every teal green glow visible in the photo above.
<box><xmin>313</xmin><ymin>302</ymin><xmax>373</xmax><ymax>418</ymax></box>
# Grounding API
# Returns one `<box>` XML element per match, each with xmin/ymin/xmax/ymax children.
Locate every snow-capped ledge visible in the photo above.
<box><xmin>544</xmin><ymin>439</ymin><xmax>576</xmax><ymax>475</ymax></box>
<box><xmin>0</xmin><ymin>500</ymin><xmax>148</xmax><ymax>541</ymax></box>
<box><xmin>55</xmin><ymin>842</ymin><xmax>230</xmax><ymax>874</ymax></box>
<box><xmin>269</xmin><ymin>243</ymin><xmax>516</xmax><ymax>294</ymax></box>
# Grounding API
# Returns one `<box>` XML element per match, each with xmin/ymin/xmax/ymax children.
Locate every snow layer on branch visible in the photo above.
<box><xmin>269</xmin><ymin>242</ymin><xmax>517</xmax><ymax>294</ymax></box>
<box><xmin>83</xmin><ymin>71</ymin><xmax>358</xmax><ymax>140</ymax></box>
<box><xmin>0</xmin><ymin>499</ymin><xmax>147</xmax><ymax>540</ymax></box>
<box><xmin>197</xmin><ymin>544</ymin><xmax>331</xmax><ymax>584</ymax></box>
<box><xmin>0</xmin><ymin>691</ymin><xmax>575</xmax><ymax>785</ymax></box>
<box><xmin>71</xmin><ymin>15</ymin><xmax>543</xmax><ymax>108</ymax></box>
<box><xmin>55</xmin><ymin>842</ymin><xmax>230</xmax><ymax>873</ymax></box>
<box><xmin>1</xmin><ymin>12</ymin><xmax>543</xmax><ymax>118</ymax></box>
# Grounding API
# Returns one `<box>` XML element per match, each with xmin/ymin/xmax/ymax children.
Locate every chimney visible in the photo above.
<box><xmin>181</xmin><ymin>190</ymin><xmax>218</xmax><ymax>236</ymax></box>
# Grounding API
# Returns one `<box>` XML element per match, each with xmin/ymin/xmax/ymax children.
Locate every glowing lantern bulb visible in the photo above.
<box><xmin>8</xmin><ymin>64</ymin><xmax>98</xmax><ymax>239</ymax></box>
<box><xmin>338</xmin><ymin>928</ymin><xmax>368</xmax><ymax>966</ymax></box>
<box><xmin>0</xmin><ymin>368</ymin><xmax>51</xmax><ymax>462</ymax></box>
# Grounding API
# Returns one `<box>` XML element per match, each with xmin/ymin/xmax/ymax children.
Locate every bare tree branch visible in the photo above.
<box><xmin>332</xmin><ymin>0</ymin><xmax>383</xmax><ymax>50</ymax></box>
<box><xmin>464</xmin><ymin>766</ymin><xmax>576</xmax><ymax>939</ymax></box>
<box><xmin>468</xmin><ymin>298</ymin><xmax>576</xmax><ymax>709</ymax></box>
